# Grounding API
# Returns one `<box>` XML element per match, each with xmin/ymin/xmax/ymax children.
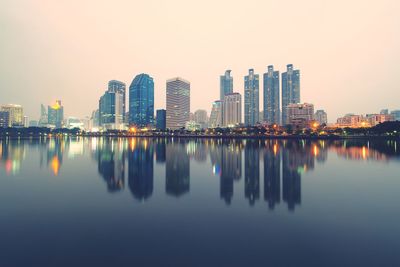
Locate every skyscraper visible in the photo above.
<box><xmin>194</xmin><ymin>109</ymin><xmax>208</xmax><ymax>129</ymax></box>
<box><xmin>39</xmin><ymin>104</ymin><xmax>48</xmax><ymax>126</ymax></box>
<box><xmin>244</xmin><ymin>69</ymin><xmax>259</xmax><ymax>126</ymax></box>
<box><xmin>166</xmin><ymin>77</ymin><xmax>190</xmax><ymax>130</ymax></box>
<box><xmin>263</xmin><ymin>65</ymin><xmax>280</xmax><ymax>125</ymax></box>
<box><xmin>1</xmin><ymin>104</ymin><xmax>23</xmax><ymax>127</ymax></box>
<box><xmin>223</xmin><ymin>93</ymin><xmax>242</xmax><ymax>127</ymax></box>
<box><xmin>220</xmin><ymin>70</ymin><xmax>233</xmax><ymax>101</ymax></box>
<box><xmin>129</xmin><ymin>74</ymin><xmax>154</xmax><ymax>127</ymax></box>
<box><xmin>108</xmin><ymin>80</ymin><xmax>126</xmax><ymax>121</ymax></box>
<box><xmin>156</xmin><ymin>109</ymin><xmax>167</xmax><ymax>130</ymax></box>
<box><xmin>99</xmin><ymin>89</ymin><xmax>123</xmax><ymax>130</ymax></box>
<box><xmin>282</xmin><ymin>64</ymin><xmax>300</xmax><ymax>125</ymax></box>
<box><xmin>48</xmin><ymin>101</ymin><xmax>64</xmax><ymax>128</ymax></box>
<box><xmin>209</xmin><ymin>100</ymin><xmax>223</xmax><ymax>128</ymax></box>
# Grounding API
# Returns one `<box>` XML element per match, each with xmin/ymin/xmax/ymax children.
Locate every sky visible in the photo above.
<box><xmin>1</xmin><ymin>0</ymin><xmax>399</xmax><ymax>123</ymax></box>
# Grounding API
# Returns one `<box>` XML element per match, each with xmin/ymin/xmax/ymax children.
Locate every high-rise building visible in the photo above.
<box><xmin>108</xmin><ymin>80</ymin><xmax>126</xmax><ymax>121</ymax></box>
<box><xmin>209</xmin><ymin>100</ymin><xmax>223</xmax><ymax>128</ymax></box>
<box><xmin>0</xmin><ymin>111</ymin><xmax>9</xmax><ymax>128</ymax></box>
<box><xmin>194</xmin><ymin>109</ymin><xmax>208</xmax><ymax>129</ymax></box>
<box><xmin>223</xmin><ymin>93</ymin><xmax>242</xmax><ymax>127</ymax></box>
<box><xmin>1</xmin><ymin>104</ymin><xmax>23</xmax><ymax>127</ymax></box>
<box><xmin>129</xmin><ymin>74</ymin><xmax>154</xmax><ymax>127</ymax></box>
<box><xmin>282</xmin><ymin>64</ymin><xmax>300</xmax><ymax>125</ymax></box>
<box><xmin>315</xmin><ymin>110</ymin><xmax>328</xmax><ymax>125</ymax></box>
<box><xmin>48</xmin><ymin>101</ymin><xmax>64</xmax><ymax>128</ymax></box>
<box><xmin>39</xmin><ymin>104</ymin><xmax>48</xmax><ymax>126</ymax></box>
<box><xmin>263</xmin><ymin>65</ymin><xmax>280</xmax><ymax>125</ymax></box>
<box><xmin>156</xmin><ymin>109</ymin><xmax>167</xmax><ymax>130</ymax></box>
<box><xmin>166</xmin><ymin>77</ymin><xmax>190</xmax><ymax>130</ymax></box>
<box><xmin>99</xmin><ymin>89</ymin><xmax>124</xmax><ymax>130</ymax></box>
<box><xmin>220</xmin><ymin>70</ymin><xmax>233</xmax><ymax>101</ymax></box>
<box><xmin>287</xmin><ymin>103</ymin><xmax>314</xmax><ymax>129</ymax></box>
<box><xmin>23</xmin><ymin>116</ymin><xmax>28</xmax><ymax>127</ymax></box>
<box><xmin>244</xmin><ymin>69</ymin><xmax>259</xmax><ymax>126</ymax></box>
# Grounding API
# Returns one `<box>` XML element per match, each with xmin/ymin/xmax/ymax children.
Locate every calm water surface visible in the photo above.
<box><xmin>0</xmin><ymin>137</ymin><xmax>399</xmax><ymax>267</ymax></box>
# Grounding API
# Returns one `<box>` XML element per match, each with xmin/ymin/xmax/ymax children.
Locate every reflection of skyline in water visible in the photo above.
<box><xmin>1</xmin><ymin>138</ymin><xmax>399</xmax><ymax>210</ymax></box>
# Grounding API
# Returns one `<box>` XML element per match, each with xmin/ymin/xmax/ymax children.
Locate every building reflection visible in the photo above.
<box><xmin>155</xmin><ymin>138</ymin><xmax>166</xmax><ymax>163</ymax></box>
<box><xmin>166</xmin><ymin>139</ymin><xmax>190</xmax><ymax>197</ymax></box>
<box><xmin>128</xmin><ymin>138</ymin><xmax>153</xmax><ymax>201</ymax></box>
<box><xmin>0</xmin><ymin>139</ymin><xmax>26</xmax><ymax>175</ymax></box>
<box><xmin>245</xmin><ymin>140</ymin><xmax>260</xmax><ymax>206</ymax></box>
<box><xmin>264</xmin><ymin>141</ymin><xmax>280</xmax><ymax>209</ymax></box>
<box><xmin>46</xmin><ymin>138</ymin><xmax>66</xmax><ymax>176</ymax></box>
<box><xmin>219</xmin><ymin>140</ymin><xmax>242</xmax><ymax>204</ymax></box>
<box><xmin>96</xmin><ymin>138</ymin><xmax>125</xmax><ymax>192</ymax></box>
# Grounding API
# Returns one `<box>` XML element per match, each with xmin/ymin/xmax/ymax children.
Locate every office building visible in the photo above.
<box><xmin>108</xmin><ymin>80</ymin><xmax>126</xmax><ymax>122</ymax></box>
<box><xmin>209</xmin><ymin>100</ymin><xmax>223</xmax><ymax>128</ymax></box>
<box><xmin>0</xmin><ymin>111</ymin><xmax>9</xmax><ymax>128</ymax></box>
<box><xmin>282</xmin><ymin>64</ymin><xmax>300</xmax><ymax>125</ymax></box>
<box><xmin>129</xmin><ymin>74</ymin><xmax>154</xmax><ymax>127</ymax></box>
<box><xmin>367</xmin><ymin>114</ymin><xmax>394</xmax><ymax>126</ymax></box>
<box><xmin>223</xmin><ymin>93</ymin><xmax>241</xmax><ymax>127</ymax></box>
<box><xmin>39</xmin><ymin>104</ymin><xmax>48</xmax><ymax>126</ymax></box>
<box><xmin>315</xmin><ymin>110</ymin><xmax>328</xmax><ymax>125</ymax></box>
<box><xmin>99</xmin><ymin>89</ymin><xmax>124</xmax><ymax>130</ymax></box>
<box><xmin>166</xmin><ymin>77</ymin><xmax>190</xmax><ymax>129</ymax></box>
<box><xmin>156</xmin><ymin>109</ymin><xmax>167</xmax><ymax>130</ymax></box>
<box><xmin>23</xmin><ymin>116</ymin><xmax>28</xmax><ymax>127</ymax></box>
<box><xmin>336</xmin><ymin>114</ymin><xmax>369</xmax><ymax>128</ymax></box>
<box><xmin>263</xmin><ymin>65</ymin><xmax>280</xmax><ymax>125</ymax></box>
<box><xmin>220</xmin><ymin>70</ymin><xmax>233</xmax><ymax>101</ymax></box>
<box><xmin>48</xmin><ymin>101</ymin><xmax>64</xmax><ymax>128</ymax></box>
<box><xmin>287</xmin><ymin>103</ymin><xmax>314</xmax><ymax>129</ymax></box>
<box><xmin>244</xmin><ymin>69</ymin><xmax>259</xmax><ymax>126</ymax></box>
<box><xmin>194</xmin><ymin>109</ymin><xmax>208</xmax><ymax>129</ymax></box>
<box><xmin>1</xmin><ymin>104</ymin><xmax>23</xmax><ymax>127</ymax></box>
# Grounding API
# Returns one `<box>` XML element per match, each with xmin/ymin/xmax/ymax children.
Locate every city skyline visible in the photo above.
<box><xmin>1</xmin><ymin>0</ymin><xmax>399</xmax><ymax>122</ymax></box>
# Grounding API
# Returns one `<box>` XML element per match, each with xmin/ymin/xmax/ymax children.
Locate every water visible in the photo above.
<box><xmin>0</xmin><ymin>137</ymin><xmax>399</xmax><ymax>267</ymax></box>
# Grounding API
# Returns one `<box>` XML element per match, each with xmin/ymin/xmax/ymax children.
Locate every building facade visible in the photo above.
<box><xmin>336</xmin><ymin>114</ymin><xmax>369</xmax><ymax>128</ymax></box>
<box><xmin>209</xmin><ymin>100</ymin><xmax>223</xmax><ymax>128</ymax></box>
<box><xmin>315</xmin><ymin>110</ymin><xmax>328</xmax><ymax>125</ymax></box>
<box><xmin>287</xmin><ymin>103</ymin><xmax>314</xmax><ymax>129</ymax></box>
<box><xmin>48</xmin><ymin>101</ymin><xmax>64</xmax><ymax>128</ymax></box>
<box><xmin>194</xmin><ymin>109</ymin><xmax>208</xmax><ymax>129</ymax></box>
<box><xmin>156</xmin><ymin>109</ymin><xmax>167</xmax><ymax>130</ymax></box>
<box><xmin>282</xmin><ymin>64</ymin><xmax>300</xmax><ymax>125</ymax></box>
<box><xmin>166</xmin><ymin>77</ymin><xmax>190</xmax><ymax>130</ymax></box>
<box><xmin>129</xmin><ymin>74</ymin><xmax>154</xmax><ymax>127</ymax></box>
<box><xmin>263</xmin><ymin>65</ymin><xmax>280</xmax><ymax>125</ymax></box>
<box><xmin>244</xmin><ymin>69</ymin><xmax>259</xmax><ymax>126</ymax></box>
<box><xmin>220</xmin><ymin>70</ymin><xmax>233</xmax><ymax>101</ymax></box>
<box><xmin>0</xmin><ymin>111</ymin><xmax>9</xmax><ymax>128</ymax></box>
<box><xmin>391</xmin><ymin>110</ymin><xmax>400</xmax><ymax>121</ymax></box>
<box><xmin>99</xmin><ymin>90</ymin><xmax>124</xmax><ymax>130</ymax></box>
<box><xmin>108</xmin><ymin>80</ymin><xmax>126</xmax><ymax>121</ymax></box>
<box><xmin>1</xmin><ymin>104</ymin><xmax>23</xmax><ymax>127</ymax></box>
<box><xmin>223</xmin><ymin>93</ymin><xmax>242</xmax><ymax>127</ymax></box>
<box><xmin>367</xmin><ymin>114</ymin><xmax>394</xmax><ymax>126</ymax></box>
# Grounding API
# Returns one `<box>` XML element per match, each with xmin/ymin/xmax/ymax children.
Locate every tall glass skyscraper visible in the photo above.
<box><xmin>263</xmin><ymin>65</ymin><xmax>280</xmax><ymax>125</ymax></box>
<box><xmin>282</xmin><ymin>64</ymin><xmax>300</xmax><ymax>125</ymax></box>
<box><xmin>166</xmin><ymin>77</ymin><xmax>190</xmax><ymax>130</ymax></box>
<box><xmin>99</xmin><ymin>90</ymin><xmax>124</xmax><ymax>129</ymax></box>
<box><xmin>220</xmin><ymin>70</ymin><xmax>233</xmax><ymax>101</ymax></box>
<box><xmin>108</xmin><ymin>80</ymin><xmax>126</xmax><ymax>121</ymax></box>
<box><xmin>129</xmin><ymin>74</ymin><xmax>154</xmax><ymax>127</ymax></box>
<box><xmin>47</xmin><ymin>101</ymin><xmax>64</xmax><ymax>128</ymax></box>
<box><xmin>244</xmin><ymin>69</ymin><xmax>259</xmax><ymax>126</ymax></box>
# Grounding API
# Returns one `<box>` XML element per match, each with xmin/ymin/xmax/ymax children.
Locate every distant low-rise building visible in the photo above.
<box><xmin>336</xmin><ymin>114</ymin><xmax>369</xmax><ymax>128</ymax></box>
<box><xmin>390</xmin><ymin>110</ymin><xmax>400</xmax><ymax>121</ymax></box>
<box><xmin>185</xmin><ymin>121</ymin><xmax>201</xmax><ymax>131</ymax></box>
<box><xmin>287</xmin><ymin>103</ymin><xmax>314</xmax><ymax>129</ymax></box>
<box><xmin>194</xmin><ymin>109</ymin><xmax>208</xmax><ymax>129</ymax></box>
<box><xmin>366</xmin><ymin>114</ymin><xmax>394</xmax><ymax>126</ymax></box>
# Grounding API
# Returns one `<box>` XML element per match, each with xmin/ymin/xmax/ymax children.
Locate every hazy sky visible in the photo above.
<box><xmin>1</xmin><ymin>0</ymin><xmax>399</xmax><ymax>122</ymax></box>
